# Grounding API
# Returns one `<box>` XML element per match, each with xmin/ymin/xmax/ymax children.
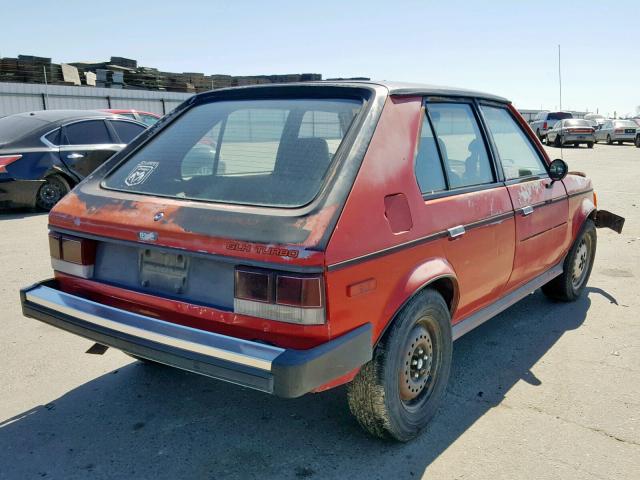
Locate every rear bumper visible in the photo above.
<box><xmin>20</xmin><ymin>280</ymin><xmax>372</xmax><ymax>398</ymax></box>
<box><xmin>563</xmin><ymin>134</ymin><xmax>595</xmax><ymax>143</ymax></box>
<box><xmin>0</xmin><ymin>178</ymin><xmax>43</xmax><ymax>209</ymax></box>
<box><xmin>611</xmin><ymin>135</ymin><xmax>636</xmax><ymax>142</ymax></box>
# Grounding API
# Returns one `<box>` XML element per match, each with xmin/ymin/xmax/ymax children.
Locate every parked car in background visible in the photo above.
<box><xmin>595</xmin><ymin>119</ymin><xmax>639</xmax><ymax>145</ymax></box>
<box><xmin>101</xmin><ymin>109</ymin><xmax>161</xmax><ymax>126</ymax></box>
<box><xmin>0</xmin><ymin>110</ymin><xmax>146</xmax><ymax>210</ymax></box>
<box><xmin>583</xmin><ymin>113</ymin><xmax>607</xmax><ymax>130</ymax></box>
<box><xmin>530</xmin><ymin>111</ymin><xmax>573</xmax><ymax>139</ymax></box>
<box><xmin>545</xmin><ymin>119</ymin><xmax>595</xmax><ymax>148</ymax></box>
<box><xmin>20</xmin><ymin>81</ymin><xmax>624</xmax><ymax>442</ymax></box>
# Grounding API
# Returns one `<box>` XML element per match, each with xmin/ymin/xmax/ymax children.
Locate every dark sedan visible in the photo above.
<box><xmin>0</xmin><ymin>110</ymin><xmax>146</xmax><ymax>210</ymax></box>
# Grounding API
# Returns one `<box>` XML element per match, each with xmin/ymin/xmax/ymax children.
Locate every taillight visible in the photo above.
<box><xmin>0</xmin><ymin>155</ymin><xmax>22</xmax><ymax>173</ymax></box>
<box><xmin>49</xmin><ymin>232</ymin><xmax>96</xmax><ymax>278</ymax></box>
<box><xmin>276</xmin><ymin>275</ymin><xmax>322</xmax><ymax>308</ymax></box>
<box><xmin>234</xmin><ymin>267</ymin><xmax>325</xmax><ymax>324</ymax></box>
<box><xmin>543</xmin><ymin>122</ymin><xmax>548</xmax><ymax>129</ymax></box>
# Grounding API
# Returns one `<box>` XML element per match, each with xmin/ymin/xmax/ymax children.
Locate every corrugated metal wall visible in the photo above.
<box><xmin>0</xmin><ymin>82</ymin><xmax>192</xmax><ymax>117</ymax></box>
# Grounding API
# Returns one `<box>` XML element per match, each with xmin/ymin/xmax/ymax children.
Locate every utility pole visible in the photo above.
<box><xmin>43</xmin><ymin>65</ymin><xmax>50</xmax><ymax>110</ymax></box>
<box><xmin>558</xmin><ymin>45</ymin><xmax>562</xmax><ymax>111</ymax></box>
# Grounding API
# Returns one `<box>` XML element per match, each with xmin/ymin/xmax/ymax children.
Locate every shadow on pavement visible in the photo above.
<box><xmin>0</xmin><ymin>288</ymin><xmax>607</xmax><ymax>479</ymax></box>
<box><xmin>0</xmin><ymin>208</ymin><xmax>45</xmax><ymax>220</ymax></box>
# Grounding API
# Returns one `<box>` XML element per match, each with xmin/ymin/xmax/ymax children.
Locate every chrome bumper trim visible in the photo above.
<box><xmin>24</xmin><ymin>285</ymin><xmax>284</xmax><ymax>371</ymax></box>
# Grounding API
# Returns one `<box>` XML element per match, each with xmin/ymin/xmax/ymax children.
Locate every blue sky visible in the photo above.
<box><xmin>1</xmin><ymin>0</ymin><xmax>638</xmax><ymax>116</ymax></box>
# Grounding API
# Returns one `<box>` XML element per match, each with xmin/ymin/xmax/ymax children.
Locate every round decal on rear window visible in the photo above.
<box><xmin>124</xmin><ymin>161</ymin><xmax>159</xmax><ymax>187</ymax></box>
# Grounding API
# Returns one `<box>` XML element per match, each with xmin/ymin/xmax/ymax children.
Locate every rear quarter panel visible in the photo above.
<box><xmin>325</xmin><ymin>96</ymin><xmax>459</xmax><ymax>344</ymax></box>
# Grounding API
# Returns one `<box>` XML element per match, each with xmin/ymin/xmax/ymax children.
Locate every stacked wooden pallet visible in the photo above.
<box><xmin>0</xmin><ymin>55</ymin><xmax>323</xmax><ymax>92</ymax></box>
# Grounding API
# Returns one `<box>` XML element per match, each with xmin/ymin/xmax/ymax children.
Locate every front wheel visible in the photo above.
<box><xmin>606</xmin><ymin>134</ymin><xmax>613</xmax><ymax>145</ymax></box>
<box><xmin>618</xmin><ymin>140</ymin><xmax>623</xmax><ymax>145</ymax></box>
<box><xmin>347</xmin><ymin>289</ymin><xmax>452</xmax><ymax>441</ymax></box>
<box><xmin>554</xmin><ymin>135</ymin><xmax>562</xmax><ymax>147</ymax></box>
<box><xmin>36</xmin><ymin>175</ymin><xmax>71</xmax><ymax>210</ymax></box>
<box><xmin>635</xmin><ymin>136</ymin><xmax>640</xmax><ymax>148</ymax></box>
<box><xmin>542</xmin><ymin>219</ymin><xmax>596</xmax><ymax>302</ymax></box>
<box><xmin>587</xmin><ymin>142</ymin><xmax>594</xmax><ymax>149</ymax></box>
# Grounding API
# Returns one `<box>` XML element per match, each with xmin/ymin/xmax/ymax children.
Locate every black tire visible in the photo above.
<box><xmin>554</xmin><ymin>135</ymin><xmax>562</xmax><ymax>147</ymax></box>
<box><xmin>635</xmin><ymin>135</ymin><xmax>640</xmax><ymax>148</ymax></box>
<box><xmin>347</xmin><ymin>289</ymin><xmax>452</xmax><ymax>442</ymax></box>
<box><xmin>536</xmin><ymin>129</ymin><xmax>542</xmax><ymax>140</ymax></box>
<box><xmin>36</xmin><ymin>175</ymin><xmax>71</xmax><ymax>210</ymax></box>
<box><xmin>618</xmin><ymin>140</ymin><xmax>623</xmax><ymax>145</ymax></box>
<box><xmin>606</xmin><ymin>134</ymin><xmax>612</xmax><ymax>145</ymax></box>
<box><xmin>542</xmin><ymin>219</ymin><xmax>596</xmax><ymax>302</ymax></box>
<box><xmin>587</xmin><ymin>142</ymin><xmax>594</xmax><ymax>149</ymax></box>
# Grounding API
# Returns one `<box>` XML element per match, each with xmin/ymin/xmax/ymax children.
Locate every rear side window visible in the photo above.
<box><xmin>480</xmin><ymin>106</ymin><xmax>547</xmax><ymax>180</ymax></box>
<box><xmin>63</xmin><ymin>120</ymin><xmax>112</xmax><ymax>145</ymax></box>
<box><xmin>111</xmin><ymin>121</ymin><xmax>146</xmax><ymax>143</ymax></box>
<box><xmin>414</xmin><ymin>112</ymin><xmax>446</xmax><ymax>194</ymax></box>
<box><xmin>104</xmin><ymin>98</ymin><xmax>363</xmax><ymax>207</ymax></box>
<box><xmin>427</xmin><ymin>103</ymin><xmax>494</xmax><ymax>189</ymax></box>
<box><xmin>44</xmin><ymin>129</ymin><xmax>61</xmax><ymax>146</ymax></box>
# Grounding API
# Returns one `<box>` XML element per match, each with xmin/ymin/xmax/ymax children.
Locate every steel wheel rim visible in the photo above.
<box><xmin>38</xmin><ymin>180</ymin><xmax>64</xmax><ymax>209</ymax></box>
<box><xmin>571</xmin><ymin>237</ymin><xmax>590</xmax><ymax>288</ymax></box>
<box><xmin>399</xmin><ymin>321</ymin><xmax>437</xmax><ymax>405</ymax></box>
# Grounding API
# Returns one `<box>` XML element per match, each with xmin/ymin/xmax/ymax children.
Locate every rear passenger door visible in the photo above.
<box><xmin>479</xmin><ymin>104</ymin><xmax>569</xmax><ymax>289</ymax></box>
<box><xmin>60</xmin><ymin>119</ymin><xmax>122</xmax><ymax>179</ymax></box>
<box><xmin>415</xmin><ymin>99</ymin><xmax>516</xmax><ymax>320</ymax></box>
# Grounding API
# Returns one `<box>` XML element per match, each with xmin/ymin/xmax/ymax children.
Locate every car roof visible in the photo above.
<box><xmin>102</xmin><ymin>109</ymin><xmax>160</xmax><ymax>117</ymax></box>
<box><xmin>196</xmin><ymin>80</ymin><xmax>511</xmax><ymax>104</ymax></box>
<box><xmin>6</xmin><ymin>109</ymin><xmax>122</xmax><ymax>124</ymax></box>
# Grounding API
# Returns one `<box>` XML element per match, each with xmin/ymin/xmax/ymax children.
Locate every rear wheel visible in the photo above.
<box><xmin>635</xmin><ymin>135</ymin><xmax>640</xmax><ymax>148</ymax></box>
<box><xmin>554</xmin><ymin>135</ymin><xmax>562</xmax><ymax>147</ymax></box>
<box><xmin>542</xmin><ymin>219</ymin><xmax>596</xmax><ymax>302</ymax></box>
<box><xmin>347</xmin><ymin>289</ymin><xmax>452</xmax><ymax>441</ymax></box>
<box><xmin>618</xmin><ymin>140</ymin><xmax>623</xmax><ymax>145</ymax></box>
<box><xmin>606</xmin><ymin>134</ymin><xmax>612</xmax><ymax>145</ymax></box>
<box><xmin>36</xmin><ymin>175</ymin><xmax>70</xmax><ymax>210</ymax></box>
<box><xmin>587</xmin><ymin>142</ymin><xmax>594</xmax><ymax>149</ymax></box>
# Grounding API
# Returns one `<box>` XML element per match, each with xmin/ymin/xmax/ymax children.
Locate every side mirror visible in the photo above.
<box><xmin>548</xmin><ymin>158</ymin><xmax>568</xmax><ymax>183</ymax></box>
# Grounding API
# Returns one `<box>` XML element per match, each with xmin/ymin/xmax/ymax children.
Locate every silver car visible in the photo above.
<box><xmin>545</xmin><ymin>119</ymin><xmax>595</xmax><ymax>148</ymax></box>
<box><xmin>595</xmin><ymin>120</ymin><xmax>638</xmax><ymax>145</ymax></box>
<box><xmin>530</xmin><ymin>111</ymin><xmax>573</xmax><ymax>139</ymax></box>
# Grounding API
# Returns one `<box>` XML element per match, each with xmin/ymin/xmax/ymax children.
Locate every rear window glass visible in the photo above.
<box><xmin>103</xmin><ymin>98</ymin><xmax>363</xmax><ymax>207</ymax></box>
<box><xmin>564</xmin><ymin>119</ymin><xmax>591</xmax><ymax>127</ymax></box>
<box><xmin>548</xmin><ymin>112</ymin><xmax>573</xmax><ymax>121</ymax></box>
<box><xmin>615</xmin><ymin>120</ymin><xmax>637</xmax><ymax>128</ymax></box>
<box><xmin>0</xmin><ymin>115</ymin><xmax>47</xmax><ymax>145</ymax></box>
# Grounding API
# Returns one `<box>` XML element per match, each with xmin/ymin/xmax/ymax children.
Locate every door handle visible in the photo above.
<box><xmin>448</xmin><ymin>225</ymin><xmax>465</xmax><ymax>239</ymax></box>
<box><xmin>521</xmin><ymin>205</ymin><xmax>534</xmax><ymax>216</ymax></box>
<box><xmin>66</xmin><ymin>153</ymin><xmax>84</xmax><ymax>159</ymax></box>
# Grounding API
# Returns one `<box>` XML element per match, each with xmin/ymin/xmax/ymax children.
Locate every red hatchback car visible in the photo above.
<box><xmin>21</xmin><ymin>82</ymin><xmax>624</xmax><ymax>441</ymax></box>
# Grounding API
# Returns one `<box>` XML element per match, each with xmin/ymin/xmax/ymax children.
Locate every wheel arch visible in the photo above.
<box><xmin>375</xmin><ymin>258</ymin><xmax>459</xmax><ymax>348</ymax></box>
<box><xmin>571</xmin><ymin>195</ymin><xmax>597</xmax><ymax>240</ymax></box>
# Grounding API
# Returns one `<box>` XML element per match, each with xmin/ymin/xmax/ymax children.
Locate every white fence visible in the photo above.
<box><xmin>0</xmin><ymin>82</ymin><xmax>193</xmax><ymax>117</ymax></box>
